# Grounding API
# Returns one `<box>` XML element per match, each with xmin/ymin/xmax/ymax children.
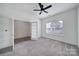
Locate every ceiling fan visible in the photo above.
<box><xmin>34</xmin><ymin>3</ymin><xmax>52</xmax><ymax>15</ymax></box>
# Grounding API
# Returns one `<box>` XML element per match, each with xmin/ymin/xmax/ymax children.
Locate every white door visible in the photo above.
<box><xmin>31</xmin><ymin>22</ymin><xmax>38</xmax><ymax>40</ymax></box>
<box><xmin>0</xmin><ymin>17</ymin><xmax>10</xmax><ymax>49</ymax></box>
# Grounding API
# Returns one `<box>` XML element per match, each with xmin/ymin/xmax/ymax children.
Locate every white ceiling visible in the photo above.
<box><xmin>0</xmin><ymin>3</ymin><xmax>79</xmax><ymax>19</ymax></box>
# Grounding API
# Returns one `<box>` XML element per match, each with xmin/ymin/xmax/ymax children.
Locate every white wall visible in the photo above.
<box><xmin>30</xmin><ymin>19</ymin><xmax>41</xmax><ymax>40</ymax></box>
<box><xmin>36</xmin><ymin>20</ymin><xmax>41</xmax><ymax>38</ymax></box>
<box><xmin>14</xmin><ymin>20</ymin><xmax>31</xmax><ymax>39</ymax></box>
<box><xmin>41</xmin><ymin>8</ymin><xmax>78</xmax><ymax>45</ymax></box>
<box><xmin>31</xmin><ymin>22</ymin><xmax>38</xmax><ymax>40</ymax></box>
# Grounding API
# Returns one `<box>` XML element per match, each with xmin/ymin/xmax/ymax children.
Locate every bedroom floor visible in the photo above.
<box><xmin>0</xmin><ymin>37</ymin><xmax>78</xmax><ymax>56</ymax></box>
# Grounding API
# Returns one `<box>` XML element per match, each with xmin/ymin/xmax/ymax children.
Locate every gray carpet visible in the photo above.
<box><xmin>0</xmin><ymin>38</ymin><xmax>78</xmax><ymax>56</ymax></box>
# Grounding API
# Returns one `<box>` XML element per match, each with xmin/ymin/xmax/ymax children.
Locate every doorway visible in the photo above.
<box><xmin>14</xmin><ymin>20</ymin><xmax>31</xmax><ymax>44</ymax></box>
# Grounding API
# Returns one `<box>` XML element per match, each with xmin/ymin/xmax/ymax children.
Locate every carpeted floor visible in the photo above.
<box><xmin>0</xmin><ymin>38</ymin><xmax>78</xmax><ymax>56</ymax></box>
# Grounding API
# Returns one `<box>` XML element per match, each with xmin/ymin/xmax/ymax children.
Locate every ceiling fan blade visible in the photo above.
<box><xmin>43</xmin><ymin>10</ymin><xmax>48</xmax><ymax>13</ymax></box>
<box><xmin>44</xmin><ymin>5</ymin><xmax>52</xmax><ymax>10</ymax></box>
<box><xmin>33</xmin><ymin>9</ymin><xmax>41</xmax><ymax>11</ymax></box>
<box><xmin>39</xmin><ymin>3</ymin><xmax>43</xmax><ymax>9</ymax></box>
<box><xmin>39</xmin><ymin>11</ymin><xmax>42</xmax><ymax>15</ymax></box>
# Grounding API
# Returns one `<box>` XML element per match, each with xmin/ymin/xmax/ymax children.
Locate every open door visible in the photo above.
<box><xmin>0</xmin><ymin>17</ymin><xmax>14</xmax><ymax>50</ymax></box>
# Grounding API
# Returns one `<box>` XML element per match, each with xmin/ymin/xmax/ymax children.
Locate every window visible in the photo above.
<box><xmin>46</xmin><ymin>20</ymin><xmax>64</xmax><ymax>35</ymax></box>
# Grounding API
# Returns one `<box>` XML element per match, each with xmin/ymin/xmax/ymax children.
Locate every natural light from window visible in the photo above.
<box><xmin>46</xmin><ymin>20</ymin><xmax>64</xmax><ymax>35</ymax></box>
